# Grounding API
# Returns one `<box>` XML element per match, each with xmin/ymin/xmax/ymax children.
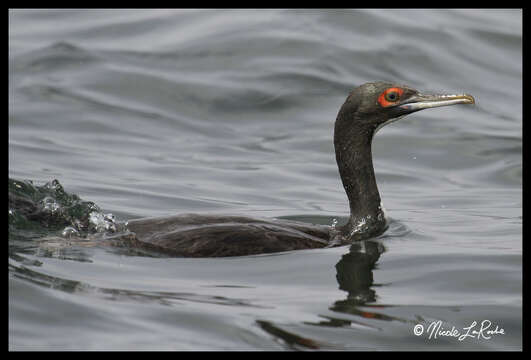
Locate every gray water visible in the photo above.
<box><xmin>9</xmin><ymin>9</ymin><xmax>522</xmax><ymax>351</ymax></box>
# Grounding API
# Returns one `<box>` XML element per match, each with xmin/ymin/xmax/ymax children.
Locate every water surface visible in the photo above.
<box><xmin>9</xmin><ymin>9</ymin><xmax>522</xmax><ymax>351</ymax></box>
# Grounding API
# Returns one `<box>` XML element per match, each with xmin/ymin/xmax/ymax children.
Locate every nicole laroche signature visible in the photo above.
<box><xmin>413</xmin><ymin>320</ymin><xmax>505</xmax><ymax>341</ymax></box>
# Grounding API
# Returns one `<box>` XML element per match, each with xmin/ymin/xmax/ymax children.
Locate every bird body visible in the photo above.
<box><xmin>123</xmin><ymin>82</ymin><xmax>474</xmax><ymax>257</ymax></box>
<box><xmin>126</xmin><ymin>214</ymin><xmax>331</xmax><ymax>257</ymax></box>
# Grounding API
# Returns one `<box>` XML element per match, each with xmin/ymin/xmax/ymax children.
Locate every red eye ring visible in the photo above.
<box><xmin>378</xmin><ymin>87</ymin><xmax>404</xmax><ymax>107</ymax></box>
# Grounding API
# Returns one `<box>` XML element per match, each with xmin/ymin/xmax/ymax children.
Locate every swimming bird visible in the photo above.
<box><xmin>125</xmin><ymin>82</ymin><xmax>474</xmax><ymax>257</ymax></box>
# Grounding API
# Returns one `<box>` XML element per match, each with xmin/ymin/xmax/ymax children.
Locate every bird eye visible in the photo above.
<box><xmin>377</xmin><ymin>87</ymin><xmax>405</xmax><ymax>107</ymax></box>
<box><xmin>385</xmin><ymin>91</ymin><xmax>399</xmax><ymax>102</ymax></box>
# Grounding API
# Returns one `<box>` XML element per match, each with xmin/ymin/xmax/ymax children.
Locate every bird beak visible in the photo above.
<box><xmin>399</xmin><ymin>92</ymin><xmax>475</xmax><ymax>112</ymax></box>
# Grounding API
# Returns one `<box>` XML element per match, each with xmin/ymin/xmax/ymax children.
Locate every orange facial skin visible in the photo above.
<box><xmin>377</xmin><ymin>87</ymin><xmax>404</xmax><ymax>107</ymax></box>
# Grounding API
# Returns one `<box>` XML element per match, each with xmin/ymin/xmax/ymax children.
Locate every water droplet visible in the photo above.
<box><xmin>88</xmin><ymin>211</ymin><xmax>117</xmax><ymax>233</ymax></box>
<box><xmin>62</xmin><ymin>226</ymin><xmax>79</xmax><ymax>238</ymax></box>
<box><xmin>41</xmin><ymin>196</ymin><xmax>60</xmax><ymax>214</ymax></box>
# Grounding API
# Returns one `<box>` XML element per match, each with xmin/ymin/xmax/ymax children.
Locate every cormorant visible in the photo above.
<box><xmin>124</xmin><ymin>82</ymin><xmax>474</xmax><ymax>257</ymax></box>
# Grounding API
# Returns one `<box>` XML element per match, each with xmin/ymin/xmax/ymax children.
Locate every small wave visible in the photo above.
<box><xmin>378</xmin><ymin>217</ymin><xmax>413</xmax><ymax>239</ymax></box>
<box><xmin>8</xmin><ymin>178</ymin><xmax>117</xmax><ymax>240</ymax></box>
<box><xmin>11</xmin><ymin>41</ymin><xmax>100</xmax><ymax>73</ymax></box>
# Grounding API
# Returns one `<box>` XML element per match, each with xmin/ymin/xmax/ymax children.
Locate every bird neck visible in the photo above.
<box><xmin>334</xmin><ymin>115</ymin><xmax>388</xmax><ymax>240</ymax></box>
